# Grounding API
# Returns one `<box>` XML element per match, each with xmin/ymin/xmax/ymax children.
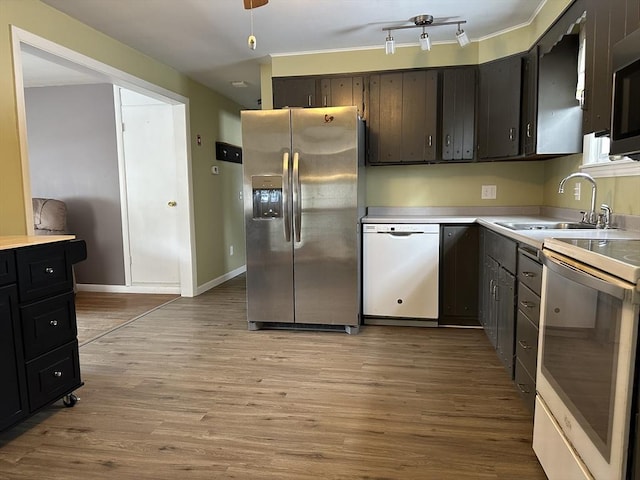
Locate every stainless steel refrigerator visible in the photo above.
<box><xmin>241</xmin><ymin>106</ymin><xmax>364</xmax><ymax>333</ymax></box>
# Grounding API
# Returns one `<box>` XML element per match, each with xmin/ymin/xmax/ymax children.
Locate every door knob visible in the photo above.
<box><xmin>168</xmin><ymin>201</ymin><xmax>177</xmax><ymax>207</ymax></box>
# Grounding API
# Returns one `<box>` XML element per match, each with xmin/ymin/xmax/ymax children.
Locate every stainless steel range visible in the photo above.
<box><xmin>534</xmin><ymin>237</ymin><xmax>640</xmax><ymax>480</ymax></box>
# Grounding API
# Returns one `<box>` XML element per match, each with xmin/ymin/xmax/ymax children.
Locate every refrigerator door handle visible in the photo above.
<box><xmin>293</xmin><ymin>151</ymin><xmax>301</xmax><ymax>242</ymax></box>
<box><xmin>282</xmin><ymin>151</ymin><xmax>291</xmax><ymax>242</ymax></box>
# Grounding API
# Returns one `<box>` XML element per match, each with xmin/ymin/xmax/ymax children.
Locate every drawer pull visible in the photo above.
<box><xmin>520</xmin><ymin>300</ymin><xmax>536</xmax><ymax>309</ymax></box>
<box><xmin>522</xmin><ymin>271</ymin><xmax>537</xmax><ymax>278</ymax></box>
<box><xmin>517</xmin><ymin>383</ymin><xmax>530</xmax><ymax>394</ymax></box>
<box><xmin>50</xmin><ymin>320</ymin><xmax>59</xmax><ymax>327</ymax></box>
<box><xmin>45</xmin><ymin>267</ymin><xmax>55</xmax><ymax>274</ymax></box>
<box><xmin>518</xmin><ymin>340</ymin><xmax>532</xmax><ymax>350</ymax></box>
<box><xmin>53</xmin><ymin>371</ymin><xmax>63</xmax><ymax>378</ymax></box>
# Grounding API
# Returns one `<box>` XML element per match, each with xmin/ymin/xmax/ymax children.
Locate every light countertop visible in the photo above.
<box><xmin>362</xmin><ymin>214</ymin><xmax>640</xmax><ymax>250</ymax></box>
<box><xmin>0</xmin><ymin>235</ymin><xmax>75</xmax><ymax>251</ymax></box>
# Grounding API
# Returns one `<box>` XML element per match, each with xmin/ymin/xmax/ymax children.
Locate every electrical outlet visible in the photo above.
<box><xmin>230</xmin><ymin>245</ymin><xmax>234</xmax><ymax>256</ymax></box>
<box><xmin>574</xmin><ymin>182</ymin><xmax>581</xmax><ymax>201</ymax></box>
<box><xmin>481</xmin><ymin>185</ymin><xmax>497</xmax><ymax>200</ymax></box>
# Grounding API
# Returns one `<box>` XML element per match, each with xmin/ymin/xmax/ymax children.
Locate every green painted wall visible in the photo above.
<box><xmin>543</xmin><ymin>155</ymin><xmax>640</xmax><ymax>216</ymax></box>
<box><xmin>0</xmin><ymin>0</ymin><xmax>245</xmax><ymax>287</ymax></box>
<box><xmin>366</xmin><ymin>161</ymin><xmax>544</xmax><ymax>207</ymax></box>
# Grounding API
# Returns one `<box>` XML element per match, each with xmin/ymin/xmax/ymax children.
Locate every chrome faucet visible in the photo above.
<box><xmin>600</xmin><ymin>203</ymin><xmax>612</xmax><ymax>229</ymax></box>
<box><xmin>558</xmin><ymin>172</ymin><xmax>598</xmax><ymax>224</ymax></box>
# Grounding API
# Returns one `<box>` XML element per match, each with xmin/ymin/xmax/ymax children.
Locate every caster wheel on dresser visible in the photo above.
<box><xmin>63</xmin><ymin>393</ymin><xmax>79</xmax><ymax>408</ymax></box>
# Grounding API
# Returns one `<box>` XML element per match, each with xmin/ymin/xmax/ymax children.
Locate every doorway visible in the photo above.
<box><xmin>11</xmin><ymin>26</ymin><xmax>195</xmax><ymax>296</ymax></box>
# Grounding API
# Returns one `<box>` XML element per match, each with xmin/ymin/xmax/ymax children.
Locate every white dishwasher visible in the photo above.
<box><xmin>363</xmin><ymin>223</ymin><xmax>439</xmax><ymax>323</ymax></box>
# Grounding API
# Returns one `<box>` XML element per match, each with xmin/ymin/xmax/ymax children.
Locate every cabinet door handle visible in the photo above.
<box><xmin>522</xmin><ymin>271</ymin><xmax>537</xmax><ymax>278</ymax></box>
<box><xmin>520</xmin><ymin>300</ymin><xmax>536</xmax><ymax>309</ymax></box>
<box><xmin>45</xmin><ymin>267</ymin><xmax>55</xmax><ymax>274</ymax></box>
<box><xmin>509</xmin><ymin>127</ymin><xmax>516</xmax><ymax>141</ymax></box>
<box><xmin>445</xmin><ymin>134</ymin><xmax>451</xmax><ymax>147</ymax></box>
<box><xmin>53</xmin><ymin>371</ymin><xmax>63</xmax><ymax>378</ymax></box>
<box><xmin>50</xmin><ymin>320</ymin><xmax>59</xmax><ymax>327</ymax></box>
<box><xmin>427</xmin><ymin>135</ymin><xmax>433</xmax><ymax>148</ymax></box>
<box><xmin>518</xmin><ymin>340</ymin><xmax>532</xmax><ymax>350</ymax></box>
<box><xmin>308</xmin><ymin>95</ymin><xmax>312</xmax><ymax>107</ymax></box>
<box><xmin>517</xmin><ymin>383</ymin><xmax>530</xmax><ymax>394</ymax></box>
<box><xmin>493</xmin><ymin>284</ymin><xmax>499</xmax><ymax>301</ymax></box>
<box><xmin>526</xmin><ymin>123</ymin><xmax>532</xmax><ymax>138</ymax></box>
<box><xmin>323</xmin><ymin>95</ymin><xmax>328</xmax><ymax>107</ymax></box>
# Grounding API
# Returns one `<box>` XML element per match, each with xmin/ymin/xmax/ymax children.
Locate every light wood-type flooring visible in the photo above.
<box><xmin>0</xmin><ymin>275</ymin><xmax>547</xmax><ymax>479</ymax></box>
<box><xmin>74</xmin><ymin>291</ymin><xmax>179</xmax><ymax>345</ymax></box>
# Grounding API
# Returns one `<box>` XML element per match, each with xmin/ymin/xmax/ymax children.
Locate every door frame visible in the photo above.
<box><xmin>10</xmin><ymin>26</ymin><xmax>197</xmax><ymax>297</ymax></box>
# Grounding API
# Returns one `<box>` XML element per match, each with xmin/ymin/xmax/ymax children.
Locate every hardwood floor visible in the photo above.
<box><xmin>74</xmin><ymin>291</ymin><xmax>179</xmax><ymax>345</ymax></box>
<box><xmin>0</xmin><ymin>275</ymin><xmax>547</xmax><ymax>479</ymax></box>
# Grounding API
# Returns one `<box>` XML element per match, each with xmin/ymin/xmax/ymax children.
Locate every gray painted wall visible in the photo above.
<box><xmin>25</xmin><ymin>83</ymin><xmax>125</xmax><ymax>285</ymax></box>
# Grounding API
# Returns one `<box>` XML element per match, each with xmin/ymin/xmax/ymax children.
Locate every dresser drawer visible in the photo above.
<box><xmin>515</xmin><ymin>358</ymin><xmax>536</xmax><ymax>414</ymax></box>
<box><xmin>516</xmin><ymin>309</ymin><xmax>538</xmax><ymax>377</ymax></box>
<box><xmin>20</xmin><ymin>292</ymin><xmax>77</xmax><ymax>361</ymax></box>
<box><xmin>517</xmin><ymin>283</ymin><xmax>541</xmax><ymax>326</ymax></box>
<box><xmin>26</xmin><ymin>341</ymin><xmax>81</xmax><ymax>411</ymax></box>
<box><xmin>517</xmin><ymin>252</ymin><xmax>542</xmax><ymax>296</ymax></box>
<box><xmin>16</xmin><ymin>243</ymin><xmax>72</xmax><ymax>302</ymax></box>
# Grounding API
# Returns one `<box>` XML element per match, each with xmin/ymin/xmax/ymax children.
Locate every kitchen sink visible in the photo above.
<box><xmin>495</xmin><ymin>221</ymin><xmax>598</xmax><ymax>231</ymax></box>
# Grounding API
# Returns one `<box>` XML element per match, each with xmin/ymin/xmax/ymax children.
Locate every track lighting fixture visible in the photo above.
<box><xmin>419</xmin><ymin>29</ymin><xmax>431</xmax><ymax>51</ymax></box>
<box><xmin>456</xmin><ymin>23</ymin><xmax>470</xmax><ymax>47</ymax></box>
<box><xmin>382</xmin><ymin>15</ymin><xmax>468</xmax><ymax>54</ymax></box>
<box><xmin>385</xmin><ymin>33</ymin><xmax>395</xmax><ymax>55</ymax></box>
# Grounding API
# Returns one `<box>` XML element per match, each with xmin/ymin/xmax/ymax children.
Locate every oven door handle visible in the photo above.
<box><xmin>542</xmin><ymin>250</ymin><xmax>634</xmax><ymax>301</ymax></box>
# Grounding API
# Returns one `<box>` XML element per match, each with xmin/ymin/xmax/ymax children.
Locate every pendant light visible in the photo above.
<box><xmin>247</xmin><ymin>0</ymin><xmax>257</xmax><ymax>50</ymax></box>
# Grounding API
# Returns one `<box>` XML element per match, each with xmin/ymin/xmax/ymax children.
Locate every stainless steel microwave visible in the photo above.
<box><xmin>611</xmin><ymin>27</ymin><xmax>640</xmax><ymax>160</ymax></box>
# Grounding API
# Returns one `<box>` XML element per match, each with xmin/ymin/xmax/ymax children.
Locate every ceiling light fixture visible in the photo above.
<box><xmin>382</xmin><ymin>15</ymin><xmax>468</xmax><ymax>54</ymax></box>
<box><xmin>247</xmin><ymin>0</ymin><xmax>257</xmax><ymax>50</ymax></box>
<box><xmin>456</xmin><ymin>23</ymin><xmax>470</xmax><ymax>47</ymax></box>
<box><xmin>419</xmin><ymin>29</ymin><xmax>431</xmax><ymax>51</ymax></box>
<box><xmin>385</xmin><ymin>33</ymin><xmax>395</xmax><ymax>55</ymax></box>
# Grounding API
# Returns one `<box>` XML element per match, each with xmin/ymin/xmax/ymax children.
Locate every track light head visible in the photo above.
<box><xmin>456</xmin><ymin>23</ymin><xmax>470</xmax><ymax>47</ymax></box>
<box><xmin>385</xmin><ymin>32</ymin><xmax>395</xmax><ymax>55</ymax></box>
<box><xmin>419</xmin><ymin>29</ymin><xmax>431</xmax><ymax>51</ymax></box>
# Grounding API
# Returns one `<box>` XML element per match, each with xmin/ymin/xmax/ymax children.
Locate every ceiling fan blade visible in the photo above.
<box><xmin>243</xmin><ymin>0</ymin><xmax>268</xmax><ymax>9</ymax></box>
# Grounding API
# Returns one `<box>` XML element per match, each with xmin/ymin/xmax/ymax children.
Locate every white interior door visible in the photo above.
<box><xmin>120</xmin><ymin>88</ymin><xmax>180</xmax><ymax>287</ymax></box>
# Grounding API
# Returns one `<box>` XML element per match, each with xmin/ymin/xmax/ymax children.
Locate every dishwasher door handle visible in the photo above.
<box><xmin>386</xmin><ymin>232</ymin><xmax>420</xmax><ymax>237</ymax></box>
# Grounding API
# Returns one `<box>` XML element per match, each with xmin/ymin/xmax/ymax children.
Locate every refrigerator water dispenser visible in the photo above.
<box><xmin>252</xmin><ymin>176</ymin><xmax>283</xmax><ymax>219</ymax></box>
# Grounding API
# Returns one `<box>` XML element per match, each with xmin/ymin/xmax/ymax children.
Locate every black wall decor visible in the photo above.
<box><xmin>215</xmin><ymin>142</ymin><xmax>242</xmax><ymax>164</ymax></box>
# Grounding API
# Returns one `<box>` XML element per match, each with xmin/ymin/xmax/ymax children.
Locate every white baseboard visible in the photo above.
<box><xmin>76</xmin><ymin>284</ymin><xmax>181</xmax><ymax>294</ymax></box>
<box><xmin>195</xmin><ymin>265</ymin><xmax>246</xmax><ymax>296</ymax></box>
<box><xmin>76</xmin><ymin>265</ymin><xmax>246</xmax><ymax>296</ymax></box>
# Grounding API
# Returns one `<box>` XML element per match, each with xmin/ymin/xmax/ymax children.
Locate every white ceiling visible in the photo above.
<box><xmin>27</xmin><ymin>0</ymin><xmax>546</xmax><ymax>108</ymax></box>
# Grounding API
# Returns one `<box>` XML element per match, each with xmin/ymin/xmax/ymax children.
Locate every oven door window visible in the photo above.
<box><xmin>541</xmin><ymin>265</ymin><xmax>623</xmax><ymax>460</ymax></box>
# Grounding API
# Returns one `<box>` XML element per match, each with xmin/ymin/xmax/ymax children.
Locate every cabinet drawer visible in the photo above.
<box><xmin>20</xmin><ymin>292</ymin><xmax>77</xmax><ymax>361</ymax></box>
<box><xmin>518</xmin><ymin>252</ymin><xmax>542</xmax><ymax>295</ymax></box>
<box><xmin>26</xmin><ymin>341</ymin><xmax>81</xmax><ymax>411</ymax></box>
<box><xmin>0</xmin><ymin>251</ymin><xmax>16</xmax><ymax>287</ymax></box>
<box><xmin>516</xmin><ymin>310</ymin><xmax>538</xmax><ymax>377</ymax></box>
<box><xmin>518</xmin><ymin>283</ymin><xmax>541</xmax><ymax>325</ymax></box>
<box><xmin>16</xmin><ymin>243</ymin><xmax>72</xmax><ymax>303</ymax></box>
<box><xmin>515</xmin><ymin>358</ymin><xmax>536</xmax><ymax>413</ymax></box>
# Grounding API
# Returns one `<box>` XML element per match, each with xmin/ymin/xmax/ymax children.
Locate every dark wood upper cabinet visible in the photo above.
<box><xmin>272</xmin><ymin>77</ymin><xmax>319</xmax><ymax>108</ymax></box>
<box><xmin>477</xmin><ymin>55</ymin><xmax>522</xmax><ymax>160</ymax></box>
<box><xmin>368</xmin><ymin>69</ymin><xmax>439</xmax><ymax>164</ymax></box>
<box><xmin>319</xmin><ymin>76</ymin><xmax>365</xmax><ymax>116</ymax></box>
<box><xmin>521</xmin><ymin>47</ymin><xmax>539</xmax><ymax>156</ymax></box>
<box><xmin>441</xmin><ymin>67</ymin><xmax>476</xmax><ymax>161</ymax></box>
<box><xmin>583</xmin><ymin>0</ymin><xmax>640</xmax><ymax>135</ymax></box>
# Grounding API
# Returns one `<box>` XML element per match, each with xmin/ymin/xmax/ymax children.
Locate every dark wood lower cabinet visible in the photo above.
<box><xmin>0</xmin><ymin>240</ymin><xmax>85</xmax><ymax>432</ymax></box>
<box><xmin>479</xmin><ymin>228</ymin><xmax>517</xmax><ymax>377</ymax></box>
<box><xmin>440</xmin><ymin>225</ymin><xmax>479</xmax><ymax>326</ymax></box>
<box><xmin>0</xmin><ymin>284</ymin><xmax>28</xmax><ymax>431</ymax></box>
